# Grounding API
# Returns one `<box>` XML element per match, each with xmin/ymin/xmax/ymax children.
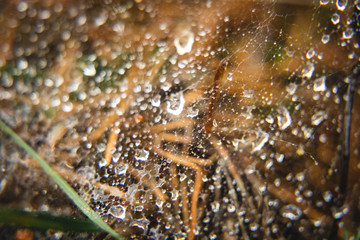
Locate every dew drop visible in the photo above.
<box><xmin>61</xmin><ymin>102</ymin><xmax>73</xmax><ymax>112</ymax></box>
<box><xmin>321</xmin><ymin>34</ymin><xmax>330</xmax><ymax>44</ymax></box>
<box><xmin>151</xmin><ymin>94</ymin><xmax>161</xmax><ymax>107</ymax></box>
<box><xmin>38</xmin><ymin>9</ymin><xmax>50</xmax><ymax>20</ymax></box>
<box><xmin>166</xmin><ymin>92</ymin><xmax>185</xmax><ymax>116</ymax></box>
<box><xmin>323</xmin><ymin>190</ymin><xmax>333</xmax><ymax>202</ymax></box>
<box><xmin>313</xmin><ymin>76</ymin><xmax>326</xmax><ymax>92</ymax></box>
<box><xmin>286</xmin><ymin>83</ymin><xmax>297</xmax><ymax>95</ymax></box>
<box><xmin>108</xmin><ymin>205</ymin><xmax>126</xmax><ymax>220</ymax></box>
<box><xmin>265</xmin><ymin>115</ymin><xmax>274</xmax><ymax>124</ymax></box>
<box><xmin>174</xmin><ymin>29</ymin><xmax>194</xmax><ymax>55</ymax></box>
<box><xmin>275</xmin><ymin>153</ymin><xmax>284</xmax><ymax>163</ymax></box>
<box><xmin>343</xmin><ymin>28</ymin><xmax>354</xmax><ymax>39</ymax></box>
<box><xmin>277</xmin><ymin>106</ymin><xmax>291</xmax><ymax>130</ymax></box>
<box><xmin>252</xmin><ymin>133</ymin><xmax>269</xmax><ymax>152</ymax></box>
<box><xmin>306</xmin><ymin>48</ymin><xmax>315</xmax><ymax>59</ymax></box>
<box><xmin>98</xmin><ymin>159</ymin><xmax>107</xmax><ymax>168</ymax></box>
<box><xmin>331</xmin><ymin>13</ymin><xmax>340</xmax><ymax>25</ymax></box>
<box><xmin>311</xmin><ymin>111</ymin><xmax>327</xmax><ymax>126</ymax></box>
<box><xmin>94</xmin><ymin>12</ymin><xmax>108</xmax><ymax>26</ymax></box>
<box><xmin>83</xmin><ymin>64</ymin><xmax>96</xmax><ymax>76</ymax></box>
<box><xmin>187</xmin><ymin>106</ymin><xmax>199</xmax><ymax>118</ymax></box>
<box><xmin>319</xmin><ymin>134</ymin><xmax>327</xmax><ymax>143</ymax></box>
<box><xmin>211</xmin><ymin>201</ymin><xmax>220</xmax><ymax>213</ymax></box>
<box><xmin>227</xmin><ymin>204</ymin><xmax>235</xmax><ymax>213</ymax></box>
<box><xmin>331</xmin><ymin>207</ymin><xmax>344</xmax><ymax>219</ymax></box>
<box><xmin>336</xmin><ymin>0</ymin><xmax>347</xmax><ymax>11</ymax></box>
<box><xmin>250</xmin><ymin>223</ymin><xmax>259</xmax><ymax>231</ymax></box>
<box><xmin>301</xmin><ymin>62</ymin><xmax>315</xmax><ymax>79</ymax></box>
<box><xmin>320</xmin><ymin>0</ymin><xmax>330</xmax><ymax>5</ymax></box>
<box><xmin>17</xmin><ymin>1</ymin><xmax>28</xmax><ymax>12</ymax></box>
<box><xmin>135</xmin><ymin>149</ymin><xmax>149</xmax><ymax>161</ymax></box>
<box><xmin>77</xmin><ymin>15</ymin><xmax>87</xmax><ymax>26</ymax></box>
<box><xmin>281</xmin><ymin>204</ymin><xmax>302</xmax><ymax>220</ymax></box>
<box><xmin>356</xmin><ymin>0</ymin><xmax>360</xmax><ymax>10</ymax></box>
<box><xmin>295</xmin><ymin>172</ymin><xmax>305</xmax><ymax>181</ymax></box>
<box><xmin>265</xmin><ymin>160</ymin><xmax>273</xmax><ymax>169</ymax></box>
<box><xmin>17</xmin><ymin>59</ymin><xmax>28</xmax><ymax>70</ymax></box>
<box><xmin>117</xmin><ymin>164</ymin><xmax>128</xmax><ymax>175</ymax></box>
<box><xmin>130</xmin><ymin>218</ymin><xmax>150</xmax><ymax>231</ymax></box>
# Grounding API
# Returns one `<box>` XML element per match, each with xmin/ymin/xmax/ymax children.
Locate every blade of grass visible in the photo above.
<box><xmin>0</xmin><ymin>207</ymin><xmax>101</xmax><ymax>232</ymax></box>
<box><xmin>0</xmin><ymin>119</ymin><xmax>124</xmax><ymax>240</ymax></box>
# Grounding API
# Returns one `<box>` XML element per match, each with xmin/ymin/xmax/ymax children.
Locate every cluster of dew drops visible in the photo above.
<box><xmin>0</xmin><ymin>0</ymin><xmax>359</xmax><ymax>238</ymax></box>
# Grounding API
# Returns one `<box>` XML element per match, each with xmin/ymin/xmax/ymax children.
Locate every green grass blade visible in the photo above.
<box><xmin>0</xmin><ymin>119</ymin><xmax>124</xmax><ymax>239</ymax></box>
<box><xmin>0</xmin><ymin>207</ymin><xmax>101</xmax><ymax>232</ymax></box>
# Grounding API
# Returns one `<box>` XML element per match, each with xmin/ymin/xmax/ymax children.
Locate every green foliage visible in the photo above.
<box><xmin>0</xmin><ymin>207</ymin><xmax>101</xmax><ymax>232</ymax></box>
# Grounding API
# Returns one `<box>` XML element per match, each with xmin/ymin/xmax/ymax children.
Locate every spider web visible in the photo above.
<box><xmin>0</xmin><ymin>0</ymin><xmax>359</xmax><ymax>239</ymax></box>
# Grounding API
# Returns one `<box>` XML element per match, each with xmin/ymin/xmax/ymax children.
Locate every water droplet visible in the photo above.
<box><xmin>151</xmin><ymin>94</ymin><xmax>161</xmax><ymax>107</ymax></box>
<box><xmin>135</xmin><ymin>149</ymin><xmax>149</xmax><ymax>161</ymax></box>
<box><xmin>306</xmin><ymin>48</ymin><xmax>315</xmax><ymax>59</ymax></box>
<box><xmin>323</xmin><ymin>190</ymin><xmax>333</xmax><ymax>202</ymax></box>
<box><xmin>77</xmin><ymin>15</ymin><xmax>87</xmax><ymax>26</ymax></box>
<box><xmin>274</xmin><ymin>178</ymin><xmax>281</xmax><ymax>187</ymax></box>
<box><xmin>38</xmin><ymin>9</ymin><xmax>51</xmax><ymax>20</ymax></box>
<box><xmin>174</xmin><ymin>29</ymin><xmax>194</xmax><ymax>55</ymax></box>
<box><xmin>17</xmin><ymin>59</ymin><xmax>28</xmax><ymax>70</ymax></box>
<box><xmin>250</xmin><ymin>223</ymin><xmax>259</xmax><ymax>231</ymax></box>
<box><xmin>331</xmin><ymin>207</ymin><xmax>344</xmax><ymax>219</ymax></box>
<box><xmin>321</xmin><ymin>34</ymin><xmax>330</xmax><ymax>44</ymax></box>
<box><xmin>356</xmin><ymin>0</ymin><xmax>360</xmax><ymax>10</ymax></box>
<box><xmin>313</xmin><ymin>76</ymin><xmax>326</xmax><ymax>92</ymax></box>
<box><xmin>319</xmin><ymin>134</ymin><xmax>327</xmax><ymax>143</ymax></box>
<box><xmin>62</xmin><ymin>102</ymin><xmax>73</xmax><ymax>112</ymax></box>
<box><xmin>227</xmin><ymin>204</ymin><xmax>235</xmax><ymax>213</ymax></box>
<box><xmin>211</xmin><ymin>201</ymin><xmax>220</xmax><ymax>213</ymax></box>
<box><xmin>265</xmin><ymin>160</ymin><xmax>273</xmax><ymax>169</ymax></box>
<box><xmin>117</xmin><ymin>164</ymin><xmax>128</xmax><ymax>175</ymax></box>
<box><xmin>275</xmin><ymin>153</ymin><xmax>284</xmax><ymax>163</ymax></box>
<box><xmin>187</xmin><ymin>106</ymin><xmax>199</xmax><ymax>118</ymax></box>
<box><xmin>286</xmin><ymin>83</ymin><xmax>297</xmax><ymax>95</ymax></box>
<box><xmin>252</xmin><ymin>133</ymin><xmax>269</xmax><ymax>152</ymax></box>
<box><xmin>50</xmin><ymin>97</ymin><xmax>61</xmax><ymax>107</ymax></box>
<box><xmin>17</xmin><ymin>2</ymin><xmax>28</xmax><ymax>12</ymax></box>
<box><xmin>94</xmin><ymin>12</ymin><xmax>108</xmax><ymax>26</ymax></box>
<box><xmin>161</xmin><ymin>82</ymin><xmax>171</xmax><ymax>91</ymax></box>
<box><xmin>320</xmin><ymin>0</ymin><xmax>330</xmax><ymax>5</ymax></box>
<box><xmin>259</xmin><ymin>184</ymin><xmax>267</xmax><ymax>193</ymax></box>
<box><xmin>83</xmin><ymin>64</ymin><xmax>96</xmax><ymax>76</ymax></box>
<box><xmin>166</xmin><ymin>92</ymin><xmax>185</xmax><ymax>116</ymax></box>
<box><xmin>281</xmin><ymin>204</ymin><xmax>302</xmax><ymax>220</ymax></box>
<box><xmin>98</xmin><ymin>159</ymin><xmax>107</xmax><ymax>168</ymax></box>
<box><xmin>108</xmin><ymin>205</ymin><xmax>126</xmax><ymax>220</ymax></box>
<box><xmin>178</xmin><ymin>59</ymin><xmax>188</xmax><ymax>69</ymax></box>
<box><xmin>265</xmin><ymin>115</ymin><xmax>274</xmax><ymax>124</ymax></box>
<box><xmin>295</xmin><ymin>172</ymin><xmax>305</xmax><ymax>181</ymax></box>
<box><xmin>343</xmin><ymin>28</ymin><xmax>354</xmax><ymax>39</ymax></box>
<box><xmin>302</xmin><ymin>62</ymin><xmax>315</xmax><ymax>79</ymax></box>
<box><xmin>311</xmin><ymin>111</ymin><xmax>327</xmax><ymax>126</ymax></box>
<box><xmin>277</xmin><ymin>106</ymin><xmax>291</xmax><ymax>130</ymax></box>
<box><xmin>336</xmin><ymin>0</ymin><xmax>347</xmax><ymax>11</ymax></box>
<box><xmin>130</xmin><ymin>218</ymin><xmax>150</xmax><ymax>231</ymax></box>
<box><xmin>331</xmin><ymin>13</ymin><xmax>340</xmax><ymax>25</ymax></box>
